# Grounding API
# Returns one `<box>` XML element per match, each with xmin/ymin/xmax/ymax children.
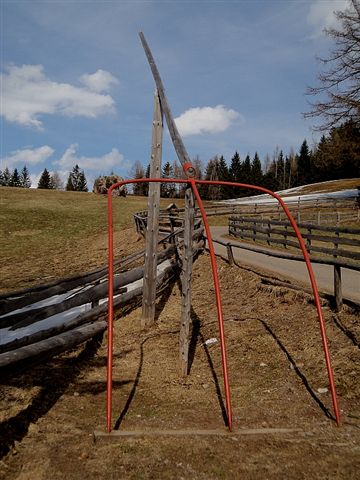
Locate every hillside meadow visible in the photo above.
<box><xmin>0</xmin><ymin>188</ymin><xmax>162</xmax><ymax>293</ymax></box>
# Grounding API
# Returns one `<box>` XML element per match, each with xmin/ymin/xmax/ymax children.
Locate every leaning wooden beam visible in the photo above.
<box><xmin>139</xmin><ymin>32</ymin><xmax>191</xmax><ymax>168</ymax></box>
<box><xmin>179</xmin><ymin>186</ymin><xmax>195</xmax><ymax>376</ymax></box>
<box><xmin>142</xmin><ymin>90</ymin><xmax>163</xmax><ymax>328</ymax></box>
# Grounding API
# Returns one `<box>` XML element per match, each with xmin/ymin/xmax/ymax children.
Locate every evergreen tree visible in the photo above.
<box><xmin>78</xmin><ymin>171</ymin><xmax>88</xmax><ymax>192</ymax></box>
<box><xmin>2</xmin><ymin>167</ymin><xmax>11</xmax><ymax>186</ymax></box>
<box><xmin>251</xmin><ymin>152</ymin><xmax>263</xmax><ymax>187</ymax></box>
<box><xmin>285</xmin><ymin>156</ymin><xmax>292</xmax><ymax>189</ymax></box>
<box><xmin>218</xmin><ymin>155</ymin><xmax>231</xmax><ymax>199</ymax></box>
<box><xmin>20</xmin><ymin>165</ymin><xmax>31</xmax><ymax>188</ymax></box>
<box><xmin>144</xmin><ymin>163</ymin><xmax>151</xmax><ymax>197</ymax></box>
<box><xmin>296</xmin><ymin>140</ymin><xmax>312</xmax><ymax>186</ymax></box>
<box><xmin>229</xmin><ymin>151</ymin><xmax>241</xmax><ymax>180</ymax></box>
<box><xmin>228</xmin><ymin>151</ymin><xmax>242</xmax><ymax>198</ymax></box>
<box><xmin>66</xmin><ymin>164</ymin><xmax>88</xmax><ymax>192</ymax></box>
<box><xmin>0</xmin><ymin>170</ymin><xmax>4</xmax><ymax>186</ymax></box>
<box><xmin>242</xmin><ymin>154</ymin><xmax>252</xmax><ymax>195</ymax></box>
<box><xmin>277</xmin><ymin>151</ymin><xmax>285</xmax><ymax>190</ymax></box>
<box><xmin>38</xmin><ymin>168</ymin><xmax>51</xmax><ymax>189</ymax></box>
<box><xmin>10</xmin><ymin>168</ymin><xmax>21</xmax><ymax>187</ymax></box>
<box><xmin>161</xmin><ymin>161</ymin><xmax>175</xmax><ymax>198</ymax></box>
<box><xmin>312</xmin><ymin>121</ymin><xmax>360</xmax><ymax>180</ymax></box>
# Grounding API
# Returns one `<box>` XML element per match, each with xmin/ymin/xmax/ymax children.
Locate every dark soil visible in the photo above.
<box><xmin>0</xmin><ymin>252</ymin><xmax>359</xmax><ymax>479</ymax></box>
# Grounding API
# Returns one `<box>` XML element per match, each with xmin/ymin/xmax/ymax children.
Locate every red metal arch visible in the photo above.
<box><xmin>106</xmin><ymin>178</ymin><xmax>341</xmax><ymax>433</ymax></box>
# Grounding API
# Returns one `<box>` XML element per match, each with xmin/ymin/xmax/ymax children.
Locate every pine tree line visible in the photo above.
<box><xmin>1</xmin><ymin>164</ymin><xmax>88</xmax><ymax>192</ymax></box>
<box><xmin>0</xmin><ymin>166</ymin><xmax>31</xmax><ymax>188</ymax></box>
<box><xmin>2</xmin><ymin>120</ymin><xmax>358</xmax><ymax>199</ymax></box>
<box><xmin>155</xmin><ymin>120</ymin><xmax>359</xmax><ymax>200</ymax></box>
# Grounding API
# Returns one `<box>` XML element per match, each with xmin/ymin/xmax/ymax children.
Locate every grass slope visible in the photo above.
<box><xmin>0</xmin><ymin>188</ymin><xmax>156</xmax><ymax>293</ymax></box>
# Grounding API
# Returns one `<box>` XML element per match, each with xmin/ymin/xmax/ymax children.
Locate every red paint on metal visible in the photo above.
<box><xmin>106</xmin><ymin>190</ymin><xmax>114</xmax><ymax>433</ymax></box>
<box><xmin>106</xmin><ymin>177</ymin><xmax>341</xmax><ymax>433</ymax></box>
<box><xmin>183</xmin><ymin>162</ymin><xmax>196</xmax><ymax>177</ymax></box>
<box><xmin>190</xmin><ymin>179</ymin><xmax>233</xmax><ymax>431</ymax></box>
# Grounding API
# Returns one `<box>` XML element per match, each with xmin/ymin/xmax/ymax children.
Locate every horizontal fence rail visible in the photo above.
<box><xmin>0</xmin><ymin>220</ymin><xmax>205</xmax><ymax>377</ymax></box>
<box><xmin>228</xmin><ymin>216</ymin><xmax>360</xmax><ymax>267</ymax></box>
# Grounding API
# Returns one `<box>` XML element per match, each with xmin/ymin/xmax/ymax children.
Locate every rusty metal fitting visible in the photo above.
<box><xmin>183</xmin><ymin>162</ymin><xmax>196</xmax><ymax>178</ymax></box>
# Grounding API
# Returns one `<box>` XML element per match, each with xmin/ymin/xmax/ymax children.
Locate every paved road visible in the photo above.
<box><xmin>210</xmin><ymin>226</ymin><xmax>360</xmax><ymax>304</ymax></box>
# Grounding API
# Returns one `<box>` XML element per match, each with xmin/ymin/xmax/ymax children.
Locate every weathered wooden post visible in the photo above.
<box><xmin>333</xmin><ymin>229</ymin><xmax>342</xmax><ymax>311</ymax></box>
<box><xmin>141</xmin><ymin>91</ymin><xmax>163</xmax><ymax>328</ymax></box>
<box><xmin>226</xmin><ymin>242</ymin><xmax>235</xmax><ymax>266</ymax></box>
<box><xmin>179</xmin><ymin>186</ymin><xmax>195</xmax><ymax>376</ymax></box>
<box><xmin>334</xmin><ymin>265</ymin><xmax>343</xmax><ymax>312</ymax></box>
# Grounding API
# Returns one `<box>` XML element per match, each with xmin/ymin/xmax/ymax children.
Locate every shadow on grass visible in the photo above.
<box><xmin>259</xmin><ymin>319</ymin><xmax>334</xmax><ymax>421</ymax></box>
<box><xmin>0</xmin><ymin>335</ymin><xmax>103</xmax><ymax>460</ymax></box>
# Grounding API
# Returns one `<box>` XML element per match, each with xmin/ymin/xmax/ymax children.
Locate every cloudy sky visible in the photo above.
<box><xmin>1</xmin><ymin>0</ymin><xmax>349</xmax><ymax>187</ymax></box>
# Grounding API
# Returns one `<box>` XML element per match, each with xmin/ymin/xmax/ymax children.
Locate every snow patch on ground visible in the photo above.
<box><xmin>221</xmin><ymin>189</ymin><xmax>358</xmax><ymax>206</ymax></box>
<box><xmin>0</xmin><ymin>260</ymin><xmax>172</xmax><ymax>347</ymax></box>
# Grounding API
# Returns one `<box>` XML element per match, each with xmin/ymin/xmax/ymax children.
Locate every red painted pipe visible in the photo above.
<box><xmin>106</xmin><ymin>177</ymin><xmax>340</xmax><ymax>432</ymax></box>
<box><xmin>190</xmin><ymin>179</ymin><xmax>233</xmax><ymax>431</ymax></box>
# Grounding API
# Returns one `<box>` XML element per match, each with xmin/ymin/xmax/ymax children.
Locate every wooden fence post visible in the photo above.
<box><xmin>333</xmin><ymin>229</ymin><xmax>342</xmax><ymax>311</ymax></box>
<box><xmin>141</xmin><ymin>91</ymin><xmax>163</xmax><ymax>328</ymax></box>
<box><xmin>226</xmin><ymin>243</ymin><xmax>235</xmax><ymax>266</ymax></box>
<box><xmin>334</xmin><ymin>265</ymin><xmax>343</xmax><ymax>312</ymax></box>
<box><xmin>179</xmin><ymin>186</ymin><xmax>195</xmax><ymax>376</ymax></box>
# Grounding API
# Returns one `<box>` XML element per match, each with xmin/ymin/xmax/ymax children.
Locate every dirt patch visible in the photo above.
<box><xmin>0</xmin><ymin>253</ymin><xmax>359</xmax><ymax>479</ymax></box>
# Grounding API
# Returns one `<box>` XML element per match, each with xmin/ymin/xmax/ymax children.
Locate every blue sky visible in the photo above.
<box><xmin>1</xmin><ymin>0</ymin><xmax>349</xmax><ymax>187</ymax></box>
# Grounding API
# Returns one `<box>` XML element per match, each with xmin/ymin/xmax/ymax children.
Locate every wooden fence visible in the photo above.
<box><xmin>208</xmin><ymin>194</ymin><xmax>359</xmax><ymax>225</ymax></box>
<box><xmin>0</xmin><ymin>223</ymin><xmax>205</xmax><ymax>377</ymax></box>
<box><xmin>227</xmin><ymin>216</ymin><xmax>360</xmax><ymax>310</ymax></box>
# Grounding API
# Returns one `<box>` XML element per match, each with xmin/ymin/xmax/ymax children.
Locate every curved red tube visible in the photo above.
<box><xmin>106</xmin><ymin>177</ymin><xmax>340</xmax><ymax>432</ymax></box>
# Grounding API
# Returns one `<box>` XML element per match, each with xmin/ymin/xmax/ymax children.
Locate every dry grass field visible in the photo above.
<box><xmin>0</xmin><ymin>183</ymin><xmax>359</xmax><ymax>479</ymax></box>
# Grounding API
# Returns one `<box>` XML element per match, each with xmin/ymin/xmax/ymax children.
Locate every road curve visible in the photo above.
<box><xmin>210</xmin><ymin>226</ymin><xmax>360</xmax><ymax>304</ymax></box>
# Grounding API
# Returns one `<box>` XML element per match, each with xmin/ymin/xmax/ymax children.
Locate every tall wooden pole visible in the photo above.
<box><xmin>141</xmin><ymin>91</ymin><xmax>163</xmax><ymax>328</ymax></box>
<box><xmin>179</xmin><ymin>186</ymin><xmax>195</xmax><ymax>376</ymax></box>
<box><xmin>139</xmin><ymin>32</ymin><xmax>191</xmax><ymax>168</ymax></box>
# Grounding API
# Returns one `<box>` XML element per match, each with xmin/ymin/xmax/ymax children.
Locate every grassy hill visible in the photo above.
<box><xmin>1</xmin><ymin>179</ymin><xmax>358</xmax><ymax>293</ymax></box>
<box><xmin>0</xmin><ymin>188</ymin><xmax>157</xmax><ymax>293</ymax></box>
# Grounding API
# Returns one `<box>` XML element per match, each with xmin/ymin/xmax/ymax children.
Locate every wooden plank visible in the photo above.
<box><xmin>230</xmin><ymin>216</ymin><xmax>360</xmax><ymax>235</ymax></box>
<box><xmin>93</xmin><ymin>427</ymin><xmax>301</xmax><ymax>439</ymax></box>
<box><xmin>179</xmin><ymin>186</ymin><xmax>195</xmax><ymax>376</ymax></box>
<box><xmin>139</xmin><ymin>32</ymin><xmax>191</xmax><ymax>168</ymax></box>
<box><xmin>211</xmin><ymin>236</ymin><xmax>360</xmax><ymax>271</ymax></box>
<box><xmin>141</xmin><ymin>91</ymin><xmax>163</xmax><ymax>328</ymax></box>
<box><xmin>229</xmin><ymin>230</ymin><xmax>360</xmax><ymax>260</ymax></box>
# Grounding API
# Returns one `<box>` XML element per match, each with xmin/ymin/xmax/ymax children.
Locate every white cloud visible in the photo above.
<box><xmin>1</xmin><ymin>145</ymin><xmax>54</xmax><ymax>168</ymax></box>
<box><xmin>174</xmin><ymin>105</ymin><xmax>240</xmax><ymax>137</ymax></box>
<box><xmin>1</xmin><ymin>64</ymin><xmax>117</xmax><ymax>129</ymax></box>
<box><xmin>80</xmin><ymin>69</ymin><xmax>119</xmax><ymax>92</ymax></box>
<box><xmin>307</xmin><ymin>0</ymin><xmax>348</xmax><ymax>38</ymax></box>
<box><xmin>54</xmin><ymin>143</ymin><xmax>127</xmax><ymax>170</ymax></box>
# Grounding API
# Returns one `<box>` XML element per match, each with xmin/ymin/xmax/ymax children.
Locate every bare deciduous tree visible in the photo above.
<box><xmin>305</xmin><ymin>0</ymin><xmax>360</xmax><ymax>131</ymax></box>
